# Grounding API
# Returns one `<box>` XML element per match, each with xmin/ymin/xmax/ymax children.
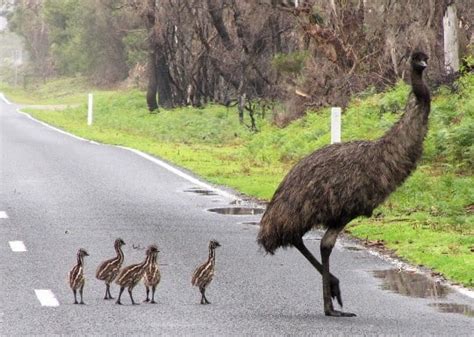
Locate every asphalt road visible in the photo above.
<box><xmin>0</xmin><ymin>97</ymin><xmax>472</xmax><ymax>336</ymax></box>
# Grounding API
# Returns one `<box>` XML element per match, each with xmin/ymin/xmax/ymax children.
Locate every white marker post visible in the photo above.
<box><xmin>87</xmin><ymin>93</ymin><xmax>93</xmax><ymax>126</ymax></box>
<box><xmin>331</xmin><ymin>107</ymin><xmax>341</xmax><ymax>144</ymax></box>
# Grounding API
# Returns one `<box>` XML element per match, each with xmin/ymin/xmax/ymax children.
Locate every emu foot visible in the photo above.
<box><xmin>79</xmin><ymin>301</ymin><xmax>85</xmax><ymax>305</ymax></box>
<box><xmin>150</xmin><ymin>300</ymin><xmax>157</xmax><ymax>304</ymax></box>
<box><xmin>115</xmin><ymin>300</ymin><xmax>122</xmax><ymax>305</ymax></box>
<box><xmin>325</xmin><ymin>309</ymin><xmax>356</xmax><ymax>317</ymax></box>
<box><xmin>143</xmin><ymin>298</ymin><xmax>150</xmax><ymax>303</ymax></box>
<box><xmin>73</xmin><ymin>301</ymin><xmax>78</xmax><ymax>304</ymax></box>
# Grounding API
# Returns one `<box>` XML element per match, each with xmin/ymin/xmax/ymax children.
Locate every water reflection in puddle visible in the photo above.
<box><xmin>208</xmin><ymin>207</ymin><xmax>265</xmax><ymax>215</ymax></box>
<box><xmin>184</xmin><ymin>187</ymin><xmax>218</xmax><ymax>196</ymax></box>
<box><xmin>344</xmin><ymin>246</ymin><xmax>362</xmax><ymax>251</ymax></box>
<box><xmin>241</xmin><ymin>221</ymin><xmax>260</xmax><ymax>226</ymax></box>
<box><xmin>429</xmin><ymin>303</ymin><xmax>474</xmax><ymax>317</ymax></box>
<box><xmin>372</xmin><ymin>269</ymin><xmax>450</xmax><ymax>298</ymax></box>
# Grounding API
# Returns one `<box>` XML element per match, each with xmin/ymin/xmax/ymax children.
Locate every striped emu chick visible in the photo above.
<box><xmin>115</xmin><ymin>245</ymin><xmax>158</xmax><ymax>305</ymax></box>
<box><xmin>68</xmin><ymin>248</ymin><xmax>89</xmax><ymax>304</ymax></box>
<box><xmin>143</xmin><ymin>246</ymin><xmax>161</xmax><ymax>303</ymax></box>
<box><xmin>96</xmin><ymin>238</ymin><xmax>125</xmax><ymax>300</ymax></box>
<box><xmin>191</xmin><ymin>240</ymin><xmax>221</xmax><ymax>304</ymax></box>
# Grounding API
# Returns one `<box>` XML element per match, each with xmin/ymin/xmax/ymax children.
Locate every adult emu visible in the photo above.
<box><xmin>257</xmin><ymin>52</ymin><xmax>430</xmax><ymax>317</ymax></box>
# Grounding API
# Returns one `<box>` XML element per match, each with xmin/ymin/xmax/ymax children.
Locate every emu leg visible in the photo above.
<box><xmin>293</xmin><ymin>238</ymin><xmax>343</xmax><ymax>304</ymax></box>
<box><xmin>199</xmin><ymin>287</ymin><xmax>209</xmax><ymax>304</ymax></box>
<box><xmin>79</xmin><ymin>284</ymin><xmax>85</xmax><ymax>305</ymax></box>
<box><xmin>73</xmin><ymin>289</ymin><xmax>78</xmax><ymax>304</ymax></box>
<box><xmin>144</xmin><ymin>286</ymin><xmax>150</xmax><ymax>302</ymax></box>
<box><xmin>129</xmin><ymin>288</ymin><xmax>138</xmax><ymax>305</ymax></box>
<box><xmin>321</xmin><ymin>227</ymin><xmax>356</xmax><ymax>317</ymax></box>
<box><xmin>116</xmin><ymin>287</ymin><xmax>125</xmax><ymax>305</ymax></box>
<box><xmin>106</xmin><ymin>284</ymin><xmax>114</xmax><ymax>299</ymax></box>
<box><xmin>150</xmin><ymin>286</ymin><xmax>157</xmax><ymax>304</ymax></box>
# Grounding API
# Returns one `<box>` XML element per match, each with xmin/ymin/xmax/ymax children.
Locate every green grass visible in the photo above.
<box><xmin>2</xmin><ymin>75</ymin><xmax>473</xmax><ymax>287</ymax></box>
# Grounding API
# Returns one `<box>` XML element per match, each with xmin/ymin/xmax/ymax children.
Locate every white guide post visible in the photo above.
<box><xmin>87</xmin><ymin>93</ymin><xmax>93</xmax><ymax>126</ymax></box>
<box><xmin>331</xmin><ymin>107</ymin><xmax>341</xmax><ymax>144</ymax></box>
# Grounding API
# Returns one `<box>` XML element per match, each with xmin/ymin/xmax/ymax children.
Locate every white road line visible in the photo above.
<box><xmin>15</xmin><ymin>108</ymin><xmax>237</xmax><ymax>200</ymax></box>
<box><xmin>16</xmin><ymin>108</ymin><xmax>99</xmax><ymax>145</ymax></box>
<box><xmin>0</xmin><ymin>211</ymin><xmax>8</xmax><ymax>219</ymax></box>
<box><xmin>34</xmin><ymin>289</ymin><xmax>60</xmax><ymax>307</ymax></box>
<box><xmin>9</xmin><ymin>241</ymin><xmax>27</xmax><ymax>252</ymax></box>
<box><xmin>0</xmin><ymin>92</ymin><xmax>12</xmax><ymax>104</ymax></box>
<box><xmin>118</xmin><ymin>146</ymin><xmax>236</xmax><ymax>200</ymax></box>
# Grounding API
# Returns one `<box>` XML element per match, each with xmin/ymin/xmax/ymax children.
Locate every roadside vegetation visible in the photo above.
<box><xmin>1</xmin><ymin>73</ymin><xmax>472</xmax><ymax>287</ymax></box>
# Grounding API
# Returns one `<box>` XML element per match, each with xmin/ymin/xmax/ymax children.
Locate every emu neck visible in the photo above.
<box><xmin>142</xmin><ymin>253</ymin><xmax>154</xmax><ymax>268</ymax></box>
<box><xmin>208</xmin><ymin>247</ymin><xmax>216</xmax><ymax>265</ymax></box>
<box><xmin>77</xmin><ymin>254</ymin><xmax>84</xmax><ymax>266</ymax></box>
<box><xmin>411</xmin><ymin>69</ymin><xmax>431</xmax><ymax>109</ymax></box>
<box><xmin>379</xmin><ymin>68</ymin><xmax>431</xmax><ymax>175</ymax></box>
<box><xmin>115</xmin><ymin>244</ymin><xmax>124</xmax><ymax>263</ymax></box>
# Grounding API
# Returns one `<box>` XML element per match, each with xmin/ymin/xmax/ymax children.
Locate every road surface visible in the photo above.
<box><xmin>0</xmin><ymin>96</ymin><xmax>472</xmax><ymax>335</ymax></box>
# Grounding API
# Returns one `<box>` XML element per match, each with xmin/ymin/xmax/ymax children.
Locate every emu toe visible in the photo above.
<box><xmin>325</xmin><ymin>309</ymin><xmax>356</xmax><ymax>317</ymax></box>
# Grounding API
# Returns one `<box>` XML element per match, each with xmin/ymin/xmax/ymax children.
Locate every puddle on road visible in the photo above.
<box><xmin>184</xmin><ymin>187</ymin><xmax>218</xmax><ymax>196</ymax></box>
<box><xmin>428</xmin><ymin>303</ymin><xmax>474</xmax><ymax>317</ymax></box>
<box><xmin>207</xmin><ymin>207</ymin><xmax>265</xmax><ymax>215</ymax></box>
<box><xmin>344</xmin><ymin>246</ymin><xmax>362</xmax><ymax>251</ymax></box>
<box><xmin>241</xmin><ymin>221</ymin><xmax>260</xmax><ymax>226</ymax></box>
<box><xmin>372</xmin><ymin>269</ymin><xmax>451</xmax><ymax>299</ymax></box>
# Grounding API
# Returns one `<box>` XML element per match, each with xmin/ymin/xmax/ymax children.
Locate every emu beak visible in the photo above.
<box><xmin>418</xmin><ymin>60</ymin><xmax>427</xmax><ymax>68</ymax></box>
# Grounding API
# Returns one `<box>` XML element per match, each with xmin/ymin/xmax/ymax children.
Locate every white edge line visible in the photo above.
<box><xmin>34</xmin><ymin>289</ymin><xmax>60</xmax><ymax>307</ymax></box>
<box><xmin>16</xmin><ymin>108</ymin><xmax>99</xmax><ymax>145</ymax></box>
<box><xmin>9</xmin><ymin>240</ymin><xmax>27</xmax><ymax>252</ymax></box>
<box><xmin>118</xmin><ymin>146</ymin><xmax>237</xmax><ymax>200</ymax></box>
<box><xmin>0</xmin><ymin>92</ymin><xmax>12</xmax><ymax>104</ymax></box>
<box><xmin>15</xmin><ymin>107</ymin><xmax>238</xmax><ymax>201</ymax></box>
<box><xmin>0</xmin><ymin>211</ymin><xmax>8</xmax><ymax>219</ymax></box>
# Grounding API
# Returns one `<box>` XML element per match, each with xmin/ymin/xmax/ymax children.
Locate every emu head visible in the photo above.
<box><xmin>78</xmin><ymin>248</ymin><xmax>89</xmax><ymax>257</ymax></box>
<box><xmin>115</xmin><ymin>238</ymin><xmax>126</xmax><ymax>247</ymax></box>
<box><xmin>411</xmin><ymin>52</ymin><xmax>429</xmax><ymax>73</ymax></box>
<box><xmin>209</xmin><ymin>240</ymin><xmax>221</xmax><ymax>249</ymax></box>
<box><xmin>146</xmin><ymin>244</ymin><xmax>160</xmax><ymax>255</ymax></box>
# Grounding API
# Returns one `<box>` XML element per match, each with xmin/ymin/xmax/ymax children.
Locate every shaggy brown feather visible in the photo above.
<box><xmin>258</xmin><ymin>53</ymin><xmax>431</xmax><ymax>254</ymax></box>
<box><xmin>115</xmin><ymin>245</ymin><xmax>158</xmax><ymax>305</ymax></box>
<box><xmin>143</xmin><ymin>249</ymin><xmax>161</xmax><ymax>303</ymax></box>
<box><xmin>192</xmin><ymin>240</ymin><xmax>221</xmax><ymax>304</ymax></box>
<box><xmin>68</xmin><ymin>248</ymin><xmax>89</xmax><ymax>304</ymax></box>
<box><xmin>257</xmin><ymin>51</ymin><xmax>431</xmax><ymax>317</ymax></box>
<box><xmin>96</xmin><ymin>238</ymin><xmax>125</xmax><ymax>300</ymax></box>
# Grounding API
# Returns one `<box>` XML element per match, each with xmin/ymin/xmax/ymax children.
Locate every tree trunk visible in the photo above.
<box><xmin>156</xmin><ymin>43</ymin><xmax>173</xmax><ymax>108</ymax></box>
<box><xmin>146</xmin><ymin>49</ymin><xmax>159</xmax><ymax>112</ymax></box>
<box><xmin>145</xmin><ymin>0</ymin><xmax>158</xmax><ymax>112</ymax></box>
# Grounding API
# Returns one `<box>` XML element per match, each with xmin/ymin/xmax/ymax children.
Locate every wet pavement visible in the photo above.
<box><xmin>207</xmin><ymin>207</ymin><xmax>265</xmax><ymax>215</ymax></box>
